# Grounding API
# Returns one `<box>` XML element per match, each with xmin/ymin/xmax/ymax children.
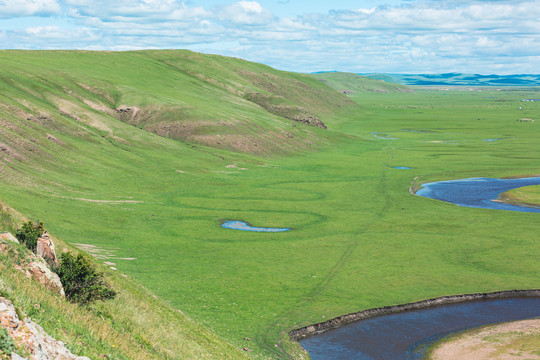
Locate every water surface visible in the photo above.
<box><xmin>299</xmin><ymin>297</ymin><xmax>540</xmax><ymax>360</ymax></box>
<box><xmin>416</xmin><ymin>176</ymin><xmax>540</xmax><ymax>212</ymax></box>
<box><xmin>221</xmin><ymin>220</ymin><xmax>290</xmax><ymax>232</ymax></box>
<box><xmin>371</xmin><ymin>132</ymin><xmax>397</xmax><ymax>140</ymax></box>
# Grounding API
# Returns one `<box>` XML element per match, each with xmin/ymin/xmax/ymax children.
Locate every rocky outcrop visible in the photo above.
<box><xmin>0</xmin><ymin>233</ymin><xmax>18</xmax><ymax>244</ymax></box>
<box><xmin>25</xmin><ymin>261</ymin><xmax>64</xmax><ymax>297</ymax></box>
<box><xmin>0</xmin><ymin>240</ymin><xmax>64</xmax><ymax>297</ymax></box>
<box><xmin>244</xmin><ymin>93</ymin><xmax>328</xmax><ymax>129</ymax></box>
<box><xmin>36</xmin><ymin>232</ymin><xmax>59</xmax><ymax>268</ymax></box>
<box><xmin>115</xmin><ymin>105</ymin><xmax>140</xmax><ymax>124</ymax></box>
<box><xmin>290</xmin><ymin>114</ymin><xmax>327</xmax><ymax>129</ymax></box>
<box><xmin>290</xmin><ymin>289</ymin><xmax>540</xmax><ymax>340</ymax></box>
<box><xmin>0</xmin><ymin>297</ymin><xmax>90</xmax><ymax>360</ymax></box>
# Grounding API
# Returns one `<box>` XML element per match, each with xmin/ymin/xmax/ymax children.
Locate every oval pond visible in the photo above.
<box><xmin>221</xmin><ymin>220</ymin><xmax>290</xmax><ymax>232</ymax></box>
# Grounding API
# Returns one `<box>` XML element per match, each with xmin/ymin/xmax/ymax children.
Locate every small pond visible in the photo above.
<box><xmin>299</xmin><ymin>297</ymin><xmax>540</xmax><ymax>360</ymax></box>
<box><xmin>221</xmin><ymin>220</ymin><xmax>291</xmax><ymax>232</ymax></box>
<box><xmin>394</xmin><ymin>166</ymin><xmax>412</xmax><ymax>170</ymax></box>
<box><xmin>416</xmin><ymin>176</ymin><xmax>540</xmax><ymax>212</ymax></box>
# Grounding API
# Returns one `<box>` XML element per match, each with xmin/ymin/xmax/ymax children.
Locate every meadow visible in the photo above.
<box><xmin>1</xmin><ymin>51</ymin><xmax>539</xmax><ymax>358</ymax></box>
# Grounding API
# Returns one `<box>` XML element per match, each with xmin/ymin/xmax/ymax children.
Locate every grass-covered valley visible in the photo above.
<box><xmin>1</xmin><ymin>50</ymin><xmax>539</xmax><ymax>359</ymax></box>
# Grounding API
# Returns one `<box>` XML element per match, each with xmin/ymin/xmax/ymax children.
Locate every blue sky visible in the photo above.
<box><xmin>0</xmin><ymin>0</ymin><xmax>539</xmax><ymax>74</ymax></box>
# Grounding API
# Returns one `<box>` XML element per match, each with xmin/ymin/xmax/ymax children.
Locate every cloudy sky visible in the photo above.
<box><xmin>0</xmin><ymin>0</ymin><xmax>539</xmax><ymax>74</ymax></box>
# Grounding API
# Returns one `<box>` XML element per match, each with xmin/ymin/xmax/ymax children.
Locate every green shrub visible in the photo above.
<box><xmin>56</xmin><ymin>251</ymin><xmax>116</xmax><ymax>305</ymax></box>
<box><xmin>0</xmin><ymin>328</ymin><xmax>15</xmax><ymax>356</ymax></box>
<box><xmin>15</xmin><ymin>221</ymin><xmax>44</xmax><ymax>252</ymax></box>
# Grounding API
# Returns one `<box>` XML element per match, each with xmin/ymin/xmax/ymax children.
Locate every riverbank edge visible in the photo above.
<box><xmin>289</xmin><ymin>289</ymin><xmax>540</xmax><ymax>341</ymax></box>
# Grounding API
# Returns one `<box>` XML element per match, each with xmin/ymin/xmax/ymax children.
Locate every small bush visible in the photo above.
<box><xmin>0</xmin><ymin>328</ymin><xmax>15</xmax><ymax>356</ymax></box>
<box><xmin>56</xmin><ymin>251</ymin><xmax>116</xmax><ymax>305</ymax></box>
<box><xmin>15</xmin><ymin>221</ymin><xmax>44</xmax><ymax>252</ymax></box>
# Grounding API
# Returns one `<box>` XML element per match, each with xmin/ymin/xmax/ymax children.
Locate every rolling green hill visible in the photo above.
<box><xmin>1</xmin><ymin>50</ymin><xmax>540</xmax><ymax>359</ymax></box>
<box><xmin>311</xmin><ymin>71</ymin><xmax>411</xmax><ymax>93</ymax></box>
<box><xmin>0</xmin><ymin>50</ymin><xmax>354</xmax><ymax>158</ymax></box>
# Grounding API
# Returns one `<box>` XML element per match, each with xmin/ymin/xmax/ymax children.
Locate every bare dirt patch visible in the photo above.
<box><xmin>46</xmin><ymin>133</ymin><xmax>64</xmax><ymax>145</ymax></box>
<box><xmin>430</xmin><ymin>318</ymin><xmax>540</xmax><ymax>360</ymax></box>
<box><xmin>82</xmin><ymin>99</ymin><xmax>115</xmax><ymax>116</ymax></box>
<box><xmin>56</xmin><ymin>98</ymin><xmax>112</xmax><ymax>133</ymax></box>
<box><xmin>73</xmin><ymin>243</ymin><xmax>137</xmax><ymax>262</ymax></box>
<box><xmin>50</xmin><ymin>194</ymin><xmax>144</xmax><ymax>204</ymax></box>
<box><xmin>226</xmin><ymin>164</ymin><xmax>247</xmax><ymax>170</ymax></box>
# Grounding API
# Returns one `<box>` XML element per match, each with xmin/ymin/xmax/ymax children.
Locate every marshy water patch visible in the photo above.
<box><xmin>394</xmin><ymin>166</ymin><xmax>412</xmax><ymax>170</ymax></box>
<box><xmin>402</xmin><ymin>129</ymin><xmax>433</xmax><ymax>133</ymax></box>
<box><xmin>371</xmin><ymin>132</ymin><xmax>397</xmax><ymax>140</ymax></box>
<box><xmin>416</xmin><ymin>176</ymin><xmax>540</xmax><ymax>212</ymax></box>
<box><xmin>221</xmin><ymin>220</ymin><xmax>291</xmax><ymax>232</ymax></box>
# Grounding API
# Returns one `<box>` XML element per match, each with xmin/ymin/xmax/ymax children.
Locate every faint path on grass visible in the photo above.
<box><xmin>50</xmin><ymin>194</ymin><xmax>145</xmax><ymax>204</ymax></box>
<box><xmin>257</xmin><ymin>149</ymin><xmax>395</xmax><ymax>359</ymax></box>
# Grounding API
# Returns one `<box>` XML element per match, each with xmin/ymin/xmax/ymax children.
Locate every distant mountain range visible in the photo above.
<box><xmin>361</xmin><ymin>73</ymin><xmax>540</xmax><ymax>86</ymax></box>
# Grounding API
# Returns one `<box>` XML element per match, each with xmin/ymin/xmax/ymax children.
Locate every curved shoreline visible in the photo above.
<box><xmin>428</xmin><ymin>318</ymin><xmax>540</xmax><ymax>360</ymax></box>
<box><xmin>220</xmin><ymin>220</ymin><xmax>291</xmax><ymax>232</ymax></box>
<box><xmin>412</xmin><ymin>176</ymin><xmax>540</xmax><ymax>212</ymax></box>
<box><xmin>289</xmin><ymin>289</ymin><xmax>540</xmax><ymax>341</ymax></box>
<box><xmin>496</xmin><ymin>187</ymin><xmax>540</xmax><ymax>209</ymax></box>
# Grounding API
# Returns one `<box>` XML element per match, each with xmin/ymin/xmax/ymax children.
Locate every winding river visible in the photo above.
<box><xmin>298</xmin><ymin>176</ymin><xmax>540</xmax><ymax>359</ymax></box>
<box><xmin>416</xmin><ymin>176</ymin><xmax>540</xmax><ymax>212</ymax></box>
<box><xmin>299</xmin><ymin>297</ymin><xmax>540</xmax><ymax>360</ymax></box>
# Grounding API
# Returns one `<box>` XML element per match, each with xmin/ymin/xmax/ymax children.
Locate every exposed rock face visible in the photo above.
<box><xmin>26</xmin><ymin>261</ymin><xmax>65</xmax><ymax>297</ymax></box>
<box><xmin>291</xmin><ymin>114</ymin><xmax>327</xmax><ymax>129</ymax></box>
<box><xmin>0</xmin><ymin>233</ymin><xmax>18</xmax><ymax>244</ymax></box>
<box><xmin>36</xmin><ymin>232</ymin><xmax>59</xmax><ymax>268</ymax></box>
<box><xmin>0</xmin><ymin>297</ymin><xmax>90</xmax><ymax>360</ymax></box>
<box><xmin>0</xmin><ymin>240</ymin><xmax>64</xmax><ymax>297</ymax></box>
<box><xmin>115</xmin><ymin>105</ymin><xmax>140</xmax><ymax>124</ymax></box>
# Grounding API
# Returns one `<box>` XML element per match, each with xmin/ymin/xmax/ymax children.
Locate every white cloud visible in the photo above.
<box><xmin>356</xmin><ymin>8</ymin><xmax>375</xmax><ymax>15</ymax></box>
<box><xmin>237</xmin><ymin>1</ymin><xmax>262</xmax><ymax>13</ymax></box>
<box><xmin>0</xmin><ymin>0</ymin><xmax>61</xmax><ymax>18</ymax></box>
<box><xmin>218</xmin><ymin>1</ymin><xmax>274</xmax><ymax>25</ymax></box>
<box><xmin>0</xmin><ymin>0</ymin><xmax>539</xmax><ymax>74</ymax></box>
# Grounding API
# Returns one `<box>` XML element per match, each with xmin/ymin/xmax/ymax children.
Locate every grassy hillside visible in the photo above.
<box><xmin>0</xmin><ymin>50</ymin><xmax>353</xmax><ymax>156</ymax></box>
<box><xmin>1</xmin><ymin>50</ymin><xmax>540</xmax><ymax>359</ymax></box>
<box><xmin>0</xmin><ymin>203</ymin><xmax>247</xmax><ymax>359</ymax></box>
<box><xmin>311</xmin><ymin>72</ymin><xmax>411</xmax><ymax>93</ymax></box>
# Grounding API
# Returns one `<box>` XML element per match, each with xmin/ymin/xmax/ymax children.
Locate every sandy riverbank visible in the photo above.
<box><xmin>429</xmin><ymin>318</ymin><xmax>540</xmax><ymax>360</ymax></box>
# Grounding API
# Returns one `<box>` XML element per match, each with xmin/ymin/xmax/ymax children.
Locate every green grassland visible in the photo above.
<box><xmin>499</xmin><ymin>185</ymin><xmax>540</xmax><ymax>208</ymax></box>
<box><xmin>1</xmin><ymin>50</ymin><xmax>540</xmax><ymax>359</ymax></box>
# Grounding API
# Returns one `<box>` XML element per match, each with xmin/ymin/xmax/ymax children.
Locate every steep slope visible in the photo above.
<box><xmin>0</xmin><ymin>50</ymin><xmax>354</xmax><ymax>156</ymax></box>
<box><xmin>0</xmin><ymin>203</ymin><xmax>247</xmax><ymax>360</ymax></box>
